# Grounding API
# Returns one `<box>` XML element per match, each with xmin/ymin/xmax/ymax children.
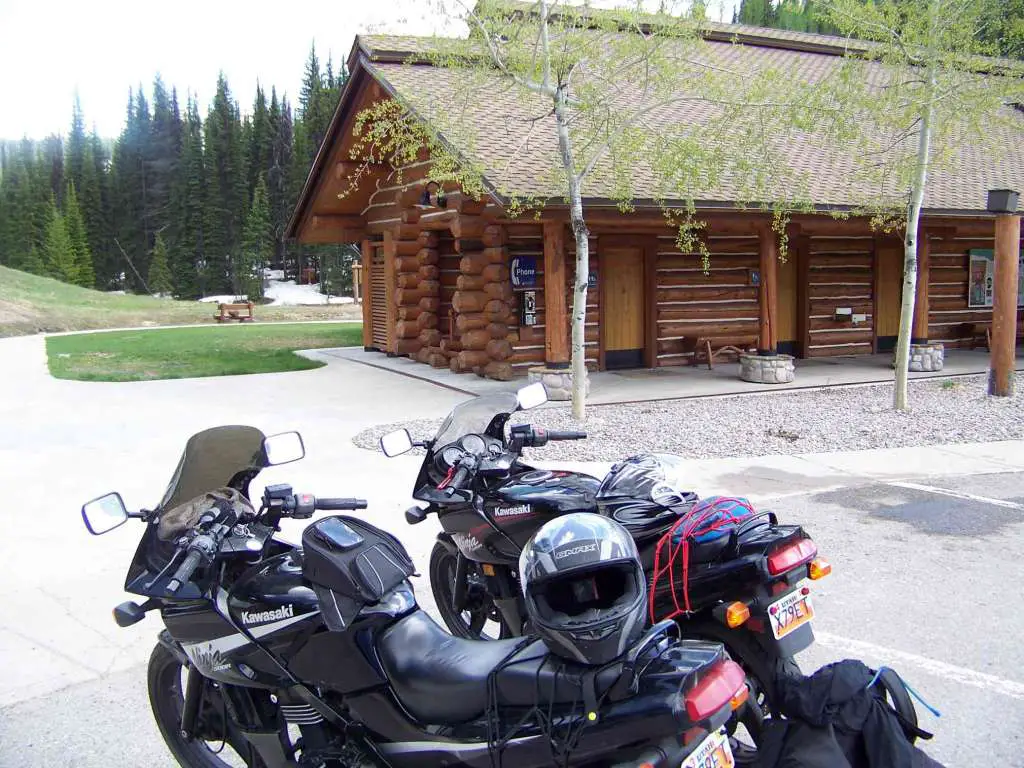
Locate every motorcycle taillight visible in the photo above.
<box><xmin>684</xmin><ymin>659</ymin><xmax>746</xmax><ymax>721</ymax></box>
<box><xmin>766</xmin><ymin>537</ymin><xmax>818</xmax><ymax>576</ymax></box>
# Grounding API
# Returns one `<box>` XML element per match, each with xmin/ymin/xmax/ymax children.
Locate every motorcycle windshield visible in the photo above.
<box><xmin>157</xmin><ymin>425</ymin><xmax>268</xmax><ymax>511</ymax></box>
<box><xmin>433</xmin><ymin>393</ymin><xmax>519</xmax><ymax>447</ymax></box>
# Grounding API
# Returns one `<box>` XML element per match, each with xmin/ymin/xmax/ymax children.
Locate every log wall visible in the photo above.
<box><xmin>653</xmin><ymin>234</ymin><xmax>760</xmax><ymax>366</ymax></box>
<box><xmin>806</xmin><ymin>236</ymin><xmax>875</xmax><ymax>357</ymax></box>
<box><xmin>927</xmin><ymin>234</ymin><xmax>1024</xmax><ymax>347</ymax></box>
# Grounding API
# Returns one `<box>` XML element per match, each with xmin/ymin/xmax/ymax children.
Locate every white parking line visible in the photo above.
<box><xmin>887</xmin><ymin>481</ymin><xmax>1024</xmax><ymax>510</ymax></box>
<box><xmin>815</xmin><ymin>631</ymin><xmax>1024</xmax><ymax>701</ymax></box>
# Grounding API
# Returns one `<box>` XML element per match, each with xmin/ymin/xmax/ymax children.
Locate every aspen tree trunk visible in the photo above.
<box><xmin>554</xmin><ymin>91</ymin><xmax>589</xmax><ymax>421</ymax></box>
<box><xmin>893</xmin><ymin>69</ymin><xmax>936</xmax><ymax>411</ymax></box>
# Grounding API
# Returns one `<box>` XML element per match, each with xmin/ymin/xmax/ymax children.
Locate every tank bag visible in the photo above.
<box><xmin>302</xmin><ymin>516</ymin><xmax>415</xmax><ymax>629</ymax></box>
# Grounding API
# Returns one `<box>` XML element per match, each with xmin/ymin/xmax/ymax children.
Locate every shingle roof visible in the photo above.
<box><xmin>355</xmin><ymin>27</ymin><xmax>1024</xmax><ymax>214</ymax></box>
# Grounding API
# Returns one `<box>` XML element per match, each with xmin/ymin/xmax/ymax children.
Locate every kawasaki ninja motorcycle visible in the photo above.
<box><xmin>380</xmin><ymin>384</ymin><xmax>831</xmax><ymax>756</ymax></box>
<box><xmin>82</xmin><ymin>424</ymin><xmax>749</xmax><ymax>768</ymax></box>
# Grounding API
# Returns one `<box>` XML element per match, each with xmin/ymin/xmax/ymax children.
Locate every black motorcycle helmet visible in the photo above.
<box><xmin>519</xmin><ymin>513</ymin><xmax>646</xmax><ymax>666</ymax></box>
<box><xmin>595</xmin><ymin>454</ymin><xmax>699</xmax><ymax>539</ymax></box>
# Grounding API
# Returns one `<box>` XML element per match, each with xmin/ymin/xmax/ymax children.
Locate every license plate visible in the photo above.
<box><xmin>682</xmin><ymin>729</ymin><xmax>734</xmax><ymax>768</ymax></box>
<box><xmin>768</xmin><ymin>589</ymin><xmax>814</xmax><ymax>639</ymax></box>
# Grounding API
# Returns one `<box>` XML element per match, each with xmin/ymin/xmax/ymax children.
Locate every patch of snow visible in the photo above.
<box><xmin>106</xmin><ymin>290</ymin><xmax>127</xmax><ymax>295</ymax></box>
<box><xmin>198</xmin><ymin>294</ymin><xmax>247</xmax><ymax>304</ymax></box>
<box><xmin>264</xmin><ymin>279</ymin><xmax>354</xmax><ymax>306</ymax></box>
<box><xmin>196</xmin><ymin>279</ymin><xmax>356</xmax><ymax>306</ymax></box>
<box><xmin>263</xmin><ymin>268</ymin><xmax>285</xmax><ymax>280</ymax></box>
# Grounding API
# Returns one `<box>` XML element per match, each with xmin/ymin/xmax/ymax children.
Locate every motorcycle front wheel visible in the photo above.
<box><xmin>429</xmin><ymin>541</ymin><xmax>514</xmax><ymax>640</ymax></box>
<box><xmin>148</xmin><ymin>643</ymin><xmax>267</xmax><ymax>768</ymax></box>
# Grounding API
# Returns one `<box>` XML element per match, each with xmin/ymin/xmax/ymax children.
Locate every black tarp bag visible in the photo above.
<box><xmin>302</xmin><ymin>516</ymin><xmax>415</xmax><ymax>630</ymax></box>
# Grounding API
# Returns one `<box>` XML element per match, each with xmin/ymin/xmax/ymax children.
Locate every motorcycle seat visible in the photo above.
<box><xmin>377</xmin><ymin>609</ymin><xmax>624</xmax><ymax>725</ymax></box>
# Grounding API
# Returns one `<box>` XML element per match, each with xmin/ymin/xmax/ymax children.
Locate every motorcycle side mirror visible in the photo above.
<box><xmin>516</xmin><ymin>381</ymin><xmax>547</xmax><ymax>410</ymax></box>
<box><xmin>262</xmin><ymin>431</ymin><xmax>305</xmax><ymax>466</ymax></box>
<box><xmin>380</xmin><ymin>429</ymin><xmax>414</xmax><ymax>457</ymax></box>
<box><xmin>82</xmin><ymin>492</ymin><xmax>129</xmax><ymax>535</ymax></box>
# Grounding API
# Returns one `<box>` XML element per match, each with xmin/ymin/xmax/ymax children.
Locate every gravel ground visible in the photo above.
<box><xmin>353</xmin><ymin>374</ymin><xmax>1024</xmax><ymax>460</ymax></box>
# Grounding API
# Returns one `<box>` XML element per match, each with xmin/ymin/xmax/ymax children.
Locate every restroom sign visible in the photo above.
<box><xmin>511</xmin><ymin>256</ymin><xmax>538</xmax><ymax>289</ymax></box>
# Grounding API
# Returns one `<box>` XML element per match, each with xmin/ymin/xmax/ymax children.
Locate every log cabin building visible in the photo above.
<box><xmin>286</xmin><ymin>23</ymin><xmax>1024</xmax><ymax>385</ymax></box>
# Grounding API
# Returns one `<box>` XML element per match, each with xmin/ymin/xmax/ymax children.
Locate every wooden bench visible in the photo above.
<box><xmin>961</xmin><ymin>322</ymin><xmax>990</xmax><ymax>350</ymax></box>
<box><xmin>682</xmin><ymin>336</ymin><xmax>758</xmax><ymax>370</ymax></box>
<box><xmin>215</xmin><ymin>302</ymin><xmax>255</xmax><ymax>323</ymax></box>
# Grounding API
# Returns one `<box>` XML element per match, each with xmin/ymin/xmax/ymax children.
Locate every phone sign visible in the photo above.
<box><xmin>511</xmin><ymin>256</ymin><xmax>538</xmax><ymax>289</ymax></box>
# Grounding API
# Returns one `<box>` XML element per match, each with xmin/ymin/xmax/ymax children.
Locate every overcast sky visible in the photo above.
<box><xmin>0</xmin><ymin>0</ymin><xmax>734</xmax><ymax>141</ymax></box>
<box><xmin>0</xmin><ymin>0</ymin><xmax>456</xmax><ymax>140</ymax></box>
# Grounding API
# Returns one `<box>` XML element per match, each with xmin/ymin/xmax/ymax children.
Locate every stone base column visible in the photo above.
<box><xmin>740</xmin><ymin>353</ymin><xmax>796</xmax><ymax>384</ymax></box>
<box><xmin>528</xmin><ymin>366</ymin><xmax>589</xmax><ymax>401</ymax></box>
<box><xmin>907</xmin><ymin>342</ymin><xmax>944</xmax><ymax>372</ymax></box>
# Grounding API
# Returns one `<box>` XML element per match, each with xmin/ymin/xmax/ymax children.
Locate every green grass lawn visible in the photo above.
<box><xmin>0</xmin><ymin>265</ymin><xmax>360</xmax><ymax>337</ymax></box>
<box><xmin>47</xmin><ymin>323</ymin><xmax>363</xmax><ymax>381</ymax></box>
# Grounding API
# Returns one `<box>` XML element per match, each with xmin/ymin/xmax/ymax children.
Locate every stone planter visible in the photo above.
<box><xmin>740</xmin><ymin>353</ymin><xmax>795</xmax><ymax>384</ymax></box>
<box><xmin>907</xmin><ymin>343</ymin><xmax>944</xmax><ymax>372</ymax></box>
<box><xmin>528</xmin><ymin>366</ymin><xmax>589</xmax><ymax>401</ymax></box>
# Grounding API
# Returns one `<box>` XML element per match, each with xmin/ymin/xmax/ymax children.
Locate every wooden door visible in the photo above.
<box><xmin>875</xmin><ymin>242</ymin><xmax>903</xmax><ymax>352</ymax></box>
<box><xmin>370</xmin><ymin>246</ymin><xmax>388</xmax><ymax>350</ymax></box>
<box><xmin>602</xmin><ymin>244</ymin><xmax>645</xmax><ymax>369</ymax></box>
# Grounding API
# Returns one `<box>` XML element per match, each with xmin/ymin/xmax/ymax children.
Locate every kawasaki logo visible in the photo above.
<box><xmin>241</xmin><ymin>605</ymin><xmax>295</xmax><ymax>626</ymax></box>
<box><xmin>493</xmin><ymin>504</ymin><xmax>531</xmax><ymax>518</ymax></box>
<box><xmin>555</xmin><ymin>543</ymin><xmax>597</xmax><ymax>559</ymax></box>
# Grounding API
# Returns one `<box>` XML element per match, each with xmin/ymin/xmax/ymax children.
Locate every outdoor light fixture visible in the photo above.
<box><xmin>986</xmin><ymin>188</ymin><xmax>1020</xmax><ymax>214</ymax></box>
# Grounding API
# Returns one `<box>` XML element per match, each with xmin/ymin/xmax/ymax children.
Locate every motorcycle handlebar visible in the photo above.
<box><xmin>314</xmin><ymin>497</ymin><xmax>368</xmax><ymax>511</ymax></box>
<box><xmin>547</xmin><ymin>430</ymin><xmax>588</xmax><ymax>441</ymax></box>
<box><xmin>444</xmin><ymin>464</ymin><xmax>473</xmax><ymax>496</ymax></box>
<box><xmin>166</xmin><ymin>549</ymin><xmax>204</xmax><ymax>594</ymax></box>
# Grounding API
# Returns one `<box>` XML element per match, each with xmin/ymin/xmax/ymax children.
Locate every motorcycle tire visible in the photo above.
<box><xmin>684</xmin><ymin>619</ymin><xmax>800</xmax><ymax>764</ymax></box>
<box><xmin>147</xmin><ymin>642</ymin><xmax>267</xmax><ymax>768</ymax></box>
<box><xmin>428</xmin><ymin>540</ymin><xmax>514</xmax><ymax>640</ymax></box>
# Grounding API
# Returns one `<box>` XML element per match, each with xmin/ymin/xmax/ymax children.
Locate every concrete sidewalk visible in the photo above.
<box><xmin>322</xmin><ymin>346</ymin><xmax>1024</xmax><ymax>404</ymax></box>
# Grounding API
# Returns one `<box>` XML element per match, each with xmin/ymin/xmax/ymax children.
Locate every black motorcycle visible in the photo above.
<box><xmin>82</xmin><ymin>424</ymin><xmax>749</xmax><ymax>768</ymax></box>
<box><xmin>380</xmin><ymin>384</ymin><xmax>831</xmax><ymax>751</ymax></box>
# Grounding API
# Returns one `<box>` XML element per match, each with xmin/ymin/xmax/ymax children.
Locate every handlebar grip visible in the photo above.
<box><xmin>445</xmin><ymin>465</ymin><xmax>472</xmax><ymax>496</ymax></box>
<box><xmin>315</xmin><ymin>497</ymin><xmax>368</xmax><ymax>511</ymax></box>
<box><xmin>547</xmin><ymin>430</ymin><xmax>588</xmax><ymax>441</ymax></box>
<box><xmin>166</xmin><ymin>550</ymin><xmax>204</xmax><ymax>594</ymax></box>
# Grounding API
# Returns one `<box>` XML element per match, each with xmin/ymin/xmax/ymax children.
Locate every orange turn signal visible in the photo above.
<box><xmin>481</xmin><ymin>564</ymin><xmax>496</xmax><ymax>576</ymax></box>
<box><xmin>808</xmin><ymin>558</ymin><xmax>832</xmax><ymax>580</ymax></box>
<box><xmin>724</xmin><ymin>601</ymin><xmax>751</xmax><ymax>628</ymax></box>
<box><xmin>730</xmin><ymin>684</ymin><xmax>750</xmax><ymax>711</ymax></box>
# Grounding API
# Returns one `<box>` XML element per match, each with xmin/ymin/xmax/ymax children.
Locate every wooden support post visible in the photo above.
<box><xmin>795</xmin><ymin>234</ymin><xmax>810</xmax><ymax>358</ymax></box>
<box><xmin>990</xmin><ymin>213</ymin><xmax>1021</xmax><ymax>396</ymax></box>
<box><xmin>758</xmin><ymin>225</ymin><xmax>779</xmax><ymax>354</ymax></box>
<box><xmin>360</xmin><ymin>239</ymin><xmax>372</xmax><ymax>349</ymax></box>
<box><xmin>912</xmin><ymin>228</ymin><xmax>930</xmax><ymax>343</ymax></box>
<box><xmin>543</xmin><ymin>220</ymin><xmax>569</xmax><ymax>367</ymax></box>
<box><xmin>383</xmin><ymin>230</ymin><xmax>397</xmax><ymax>354</ymax></box>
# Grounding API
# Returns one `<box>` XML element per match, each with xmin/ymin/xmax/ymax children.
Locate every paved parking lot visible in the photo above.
<box><xmin>1</xmin><ymin>334</ymin><xmax>1022</xmax><ymax>766</ymax></box>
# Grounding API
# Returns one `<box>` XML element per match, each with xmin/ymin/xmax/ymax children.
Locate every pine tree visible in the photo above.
<box><xmin>21</xmin><ymin>244</ymin><xmax>44</xmax><ymax>275</ymax></box>
<box><xmin>247</xmin><ymin>84</ymin><xmax>272</xmax><ymax>203</ymax></box>
<box><xmin>64</xmin><ymin>183</ymin><xmax>95</xmax><ymax>287</ymax></box>
<box><xmin>239</xmin><ymin>176</ymin><xmax>271</xmax><ymax>300</ymax></box>
<box><xmin>170</xmin><ymin>95</ymin><xmax>207</xmax><ymax>298</ymax></box>
<box><xmin>67</xmin><ymin>95</ymin><xmax>87</xmax><ymax>194</ymax></box>
<box><xmin>204</xmin><ymin>73</ymin><xmax>247</xmax><ymax>294</ymax></box>
<box><xmin>42</xmin><ymin>197</ymin><xmax>76</xmax><ymax>282</ymax></box>
<box><xmin>267</xmin><ymin>89</ymin><xmax>293</xmax><ymax>267</ymax></box>
<box><xmin>738</xmin><ymin>0</ymin><xmax>773</xmax><ymax>26</ymax></box>
<box><xmin>148</xmin><ymin>232</ymin><xmax>174</xmax><ymax>295</ymax></box>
